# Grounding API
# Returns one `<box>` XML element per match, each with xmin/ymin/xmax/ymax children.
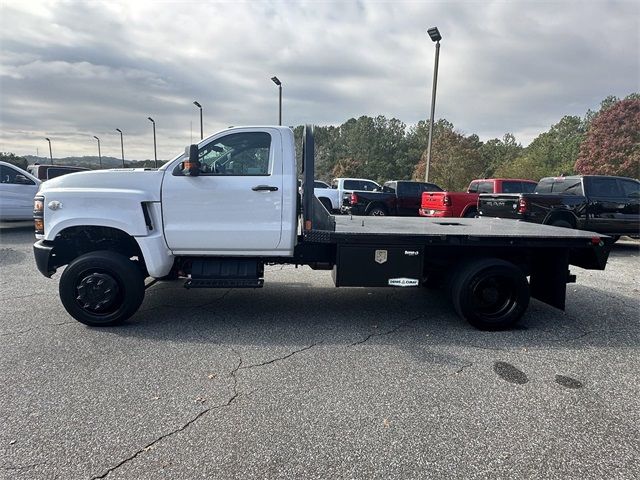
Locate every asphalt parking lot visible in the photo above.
<box><xmin>1</xmin><ymin>223</ymin><xmax>639</xmax><ymax>480</ymax></box>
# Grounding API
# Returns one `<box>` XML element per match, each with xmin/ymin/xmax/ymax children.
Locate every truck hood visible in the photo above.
<box><xmin>38</xmin><ymin>168</ymin><xmax>165</xmax><ymax>201</ymax></box>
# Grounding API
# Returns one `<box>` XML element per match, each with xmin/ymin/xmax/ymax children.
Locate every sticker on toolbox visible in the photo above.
<box><xmin>388</xmin><ymin>278</ymin><xmax>419</xmax><ymax>287</ymax></box>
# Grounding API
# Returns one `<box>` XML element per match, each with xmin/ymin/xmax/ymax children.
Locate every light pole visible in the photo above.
<box><xmin>45</xmin><ymin>137</ymin><xmax>53</xmax><ymax>165</ymax></box>
<box><xmin>271</xmin><ymin>76</ymin><xmax>282</xmax><ymax>126</ymax></box>
<box><xmin>93</xmin><ymin>135</ymin><xmax>102</xmax><ymax>169</ymax></box>
<box><xmin>147</xmin><ymin>117</ymin><xmax>157</xmax><ymax>168</ymax></box>
<box><xmin>425</xmin><ymin>26</ymin><xmax>442</xmax><ymax>183</ymax></box>
<box><xmin>115</xmin><ymin>128</ymin><xmax>125</xmax><ymax>167</ymax></box>
<box><xmin>193</xmin><ymin>101</ymin><xmax>203</xmax><ymax>140</ymax></box>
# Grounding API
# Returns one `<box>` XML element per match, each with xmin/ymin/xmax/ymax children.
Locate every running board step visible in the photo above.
<box><xmin>185</xmin><ymin>278</ymin><xmax>264</xmax><ymax>289</ymax></box>
<box><xmin>184</xmin><ymin>258</ymin><xmax>264</xmax><ymax>289</ymax></box>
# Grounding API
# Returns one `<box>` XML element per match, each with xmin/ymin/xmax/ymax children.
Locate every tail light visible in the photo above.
<box><xmin>517</xmin><ymin>197</ymin><xmax>528</xmax><ymax>214</ymax></box>
<box><xmin>442</xmin><ymin>194</ymin><xmax>451</xmax><ymax>206</ymax></box>
<box><xmin>350</xmin><ymin>192</ymin><xmax>358</xmax><ymax>205</ymax></box>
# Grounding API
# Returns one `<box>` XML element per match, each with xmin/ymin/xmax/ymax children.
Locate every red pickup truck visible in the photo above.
<box><xmin>420</xmin><ymin>178</ymin><xmax>537</xmax><ymax>218</ymax></box>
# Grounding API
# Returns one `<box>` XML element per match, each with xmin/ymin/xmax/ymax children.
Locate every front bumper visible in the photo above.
<box><xmin>34</xmin><ymin>240</ymin><xmax>56</xmax><ymax>277</ymax></box>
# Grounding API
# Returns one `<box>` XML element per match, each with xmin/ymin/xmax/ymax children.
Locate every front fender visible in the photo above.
<box><xmin>42</xmin><ymin>189</ymin><xmax>152</xmax><ymax>241</ymax></box>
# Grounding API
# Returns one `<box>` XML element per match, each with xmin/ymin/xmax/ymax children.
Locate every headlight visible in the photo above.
<box><xmin>34</xmin><ymin>196</ymin><xmax>44</xmax><ymax>234</ymax></box>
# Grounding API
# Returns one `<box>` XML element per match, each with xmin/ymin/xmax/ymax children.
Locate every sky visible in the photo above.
<box><xmin>0</xmin><ymin>0</ymin><xmax>638</xmax><ymax>161</ymax></box>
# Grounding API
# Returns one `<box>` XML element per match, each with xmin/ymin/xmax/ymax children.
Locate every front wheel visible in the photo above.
<box><xmin>59</xmin><ymin>250</ymin><xmax>145</xmax><ymax>326</ymax></box>
<box><xmin>450</xmin><ymin>258</ymin><xmax>529</xmax><ymax>330</ymax></box>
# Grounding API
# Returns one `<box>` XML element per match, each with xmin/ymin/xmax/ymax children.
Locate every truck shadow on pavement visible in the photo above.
<box><xmin>102</xmin><ymin>276</ymin><xmax>640</xmax><ymax>353</ymax></box>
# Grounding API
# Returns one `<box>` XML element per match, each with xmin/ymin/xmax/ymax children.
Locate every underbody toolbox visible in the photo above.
<box><xmin>332</xmin><ymin>245</ymin><xmax>423</xmax><ymax>287</ymax></box>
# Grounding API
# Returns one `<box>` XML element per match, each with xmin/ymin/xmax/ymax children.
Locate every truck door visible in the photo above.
<box><xmin>161</xmin><ymin>129</ymin><xmax>284</xmax><ymax>253</ymax></box>
<box><xmin>617</xmin><ymin>178</ymin><xmax>640</xmax><ymax>234</ymax></box>
<box><xmin>585</xmin><ymin>177</ymin><xmax>626</xmax><ymax>233</ymax></box>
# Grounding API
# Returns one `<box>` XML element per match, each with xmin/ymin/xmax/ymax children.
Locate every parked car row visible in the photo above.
<box><xmin>318</xmin><ymin>172</ymin><xmax>639</xmax><ymax>239</ymax></box>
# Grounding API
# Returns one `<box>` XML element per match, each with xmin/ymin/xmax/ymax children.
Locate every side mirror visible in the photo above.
<box><xmin>15</xmin><ymin>174</ymin><xmax>31</xmax><ymax>185</ymax></box>
<box><xmin>182</xmin><ymin>144</ymin><xmax>200</xmax><ymax>176</ymax></box>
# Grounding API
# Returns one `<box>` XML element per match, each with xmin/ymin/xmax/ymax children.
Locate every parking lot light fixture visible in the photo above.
<box><xmin>193</xmin><ymin>101</ymin><xmax>203</xmax><ymax>140</ymax></box>
<box><xmin>271</xmin><ymin>76</ymin><xmax>282</xmax><ymax>126</ymax></box>
<box><xmin>115</xmin><ymin>129</ymin><xmax>125</xmax><ymax>167</ymax></box>
<box><xmin>93</xmin><ymin>136</ymin><xmax>102</xmax><ymax>169</ymax></box>
<box><xmin>148</xmin><ymin>117</ymin><xmax>157</xmax><ymax>168</ymax></box>
<box><xmin>425</xmin><ymin>26</ymin><xmax>442</xmax><ymax>183</ymax></box>
<box><xmin>45</xmin><ymin>137</ymin><xmax>53</xmax><ymax>165</ymax></box>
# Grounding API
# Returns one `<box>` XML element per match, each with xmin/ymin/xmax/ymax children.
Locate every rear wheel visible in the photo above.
<box><xmin>450</xmin><ymin>258</ymin><xmax>529</xmax><ymax>330</ymax></box>
<box><xmin>463</xmin><ymin>209</ymin><xmax>477</xmax><ymax>218</ymax></box>
<box><xmin>59</xmin><ymin>250</ymin><xmax>145</xmax><ymax>326</ymax></box>
<box><xmin>367</xmin><ymin>206</ymin><xmax>387</xmax><ymax>216</ymax></box>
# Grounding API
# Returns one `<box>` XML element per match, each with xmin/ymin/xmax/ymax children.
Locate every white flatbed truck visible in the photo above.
<box><xmin>33</xmin><ymin>126</ymin><xmax>610</xmax><ymax>330</ymax></box>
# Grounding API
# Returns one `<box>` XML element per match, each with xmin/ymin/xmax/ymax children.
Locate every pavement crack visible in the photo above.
<box><xmin>89</xmin><ymin>355</ymin><xmax>242</xmax><ymax>480</ymax></box>
<box><xmin>349</xmin><ymin>315</ymin><xmax>422</xmax><ymax>347</ymax></box>
<box><xmin>239</xmin><ymin>343</ymin><xmax>320</xmax><ymax>370</ymax></box>
<box><xmin>455</xmin><ymin>362</ymin><xmax>473</xmax><ymax>374</ymax></box>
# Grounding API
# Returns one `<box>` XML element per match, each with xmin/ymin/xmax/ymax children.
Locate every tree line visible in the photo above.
<box><xmin>293</xmin><ymin>93</ymin><xmax>639</xmax><ymax>190</ymax></box>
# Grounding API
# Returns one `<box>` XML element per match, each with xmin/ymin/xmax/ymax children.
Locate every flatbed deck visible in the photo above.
<box><xmin>305</xmin><ymin>215</ymin><xmax>603</xmax><ymax>248</ymax></box>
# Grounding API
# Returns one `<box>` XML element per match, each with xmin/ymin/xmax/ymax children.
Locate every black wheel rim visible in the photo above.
<box><xmin>75</xmin><ymin>269</ymin><xmax>123</xmax><ymax>315</ymax></box>
<box><xmin>471</xmin><ymin>275</ymin><xmax>518</xmax><ymax>320</ymax></box>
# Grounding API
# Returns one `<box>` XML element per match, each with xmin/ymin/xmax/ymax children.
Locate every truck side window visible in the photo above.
<box><xmin>400</xmin><ymin>182</ymin><xmax>421</xmax><ymax>197</ymax></box>
<box><xmin>0</xmin><ymin>165</ymin><xmax>34</xmax><ymax>185</ymax></box>
<box><xmin>198</xmin><ymin>132</ymin><xmax>271</xmax><ymax>176</ymax></box>
<box><xmin>619</xmin><ymin>179</ymin><xmax>640</xmax><ymax>198</ymax></box>
<box><xmin>590</xmin><ymin>178</ymin><xmax>621</xmax><ymax>197</ymax></box>
<box><xmin>362</xmin><ymin>181</ymin><xmax>378</xmax><ymax>191</ymax></box>
<box><xmin>468</xmin><ymin>182</ymin><xmax>478</xmax><ymax>193</ymax></box>
<box><xmin>384</xmin><ymin>182</ymin><xmax>397</xmax><ymax>193</ymax></box>
<box><xmin>561</xmin><ymin>182</ymin><xmax>583</xmax><ymax>195</ymax></box>
<box><xmin>477</xmin><ymin>181</ymin><xmax>494</xmax><ymax>194</ymax></box>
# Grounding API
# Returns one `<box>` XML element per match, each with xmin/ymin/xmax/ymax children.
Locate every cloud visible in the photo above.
<box><xmin>0</xmin><ymin>0</ymin><xmax>638</xmax><ymax>160</ymax></box>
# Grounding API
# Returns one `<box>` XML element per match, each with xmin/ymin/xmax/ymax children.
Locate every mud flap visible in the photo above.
<box><xmin>529</xmin><ymin>248</ymin><xmax>569</xmax><ymax>310</ymax></box>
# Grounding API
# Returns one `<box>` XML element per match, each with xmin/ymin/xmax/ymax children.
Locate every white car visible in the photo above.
<box><xmin>0</xmin><ymin>161</ymin><xmax>41</xmax><ymax>220</ymax></box>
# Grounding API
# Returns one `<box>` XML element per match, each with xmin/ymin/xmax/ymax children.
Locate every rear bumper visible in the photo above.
<box><xmin>341</xmin><ymin>205</ymin><xmax>367</xmax><ymax>216</ymax></box>
<box><xmin>33</xmin><ymin>240</ymin><xmax>56</xmax><ymax>278</ymax></box>
<box><xmin>419</xmin><ymin>208</ymin><xmax>451</xmax><ymax>217</ymax></box>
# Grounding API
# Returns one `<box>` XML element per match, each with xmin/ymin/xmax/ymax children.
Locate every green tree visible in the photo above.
<box><xmin>0</xmin><ymin>152</ymin><xmax>28</xmax><ymax>170</ymax></box>
<box><xmin>412</xmin><ymin>121</ymin><xmax>487</xmax><ymax>191</ymax></box>
<box><xmin>479</xmin><ymin>133</ymin><xmax>523</xmax><ymax>178</ymax></box>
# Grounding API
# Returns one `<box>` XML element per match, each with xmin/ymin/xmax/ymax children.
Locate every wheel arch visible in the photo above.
<box><xmin>365</xmin><ymin>202</ymin><xmax>388</xmax><ymax>215</ymax></box>
<box><xmin>50</xmin><ymin>225</ymin><xmax>147</xmax><ymax>274</ymax></box>
<box><xmin>544</xmin><ymin>210</ymin><xmax>577</xmax><ymax>228</ymax></box>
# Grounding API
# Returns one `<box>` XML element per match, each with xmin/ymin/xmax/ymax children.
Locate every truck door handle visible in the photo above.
<box><xmin>252</xmin><ymin>185</ymin><xmax>278</xmax><ymax>192</ymax></box>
